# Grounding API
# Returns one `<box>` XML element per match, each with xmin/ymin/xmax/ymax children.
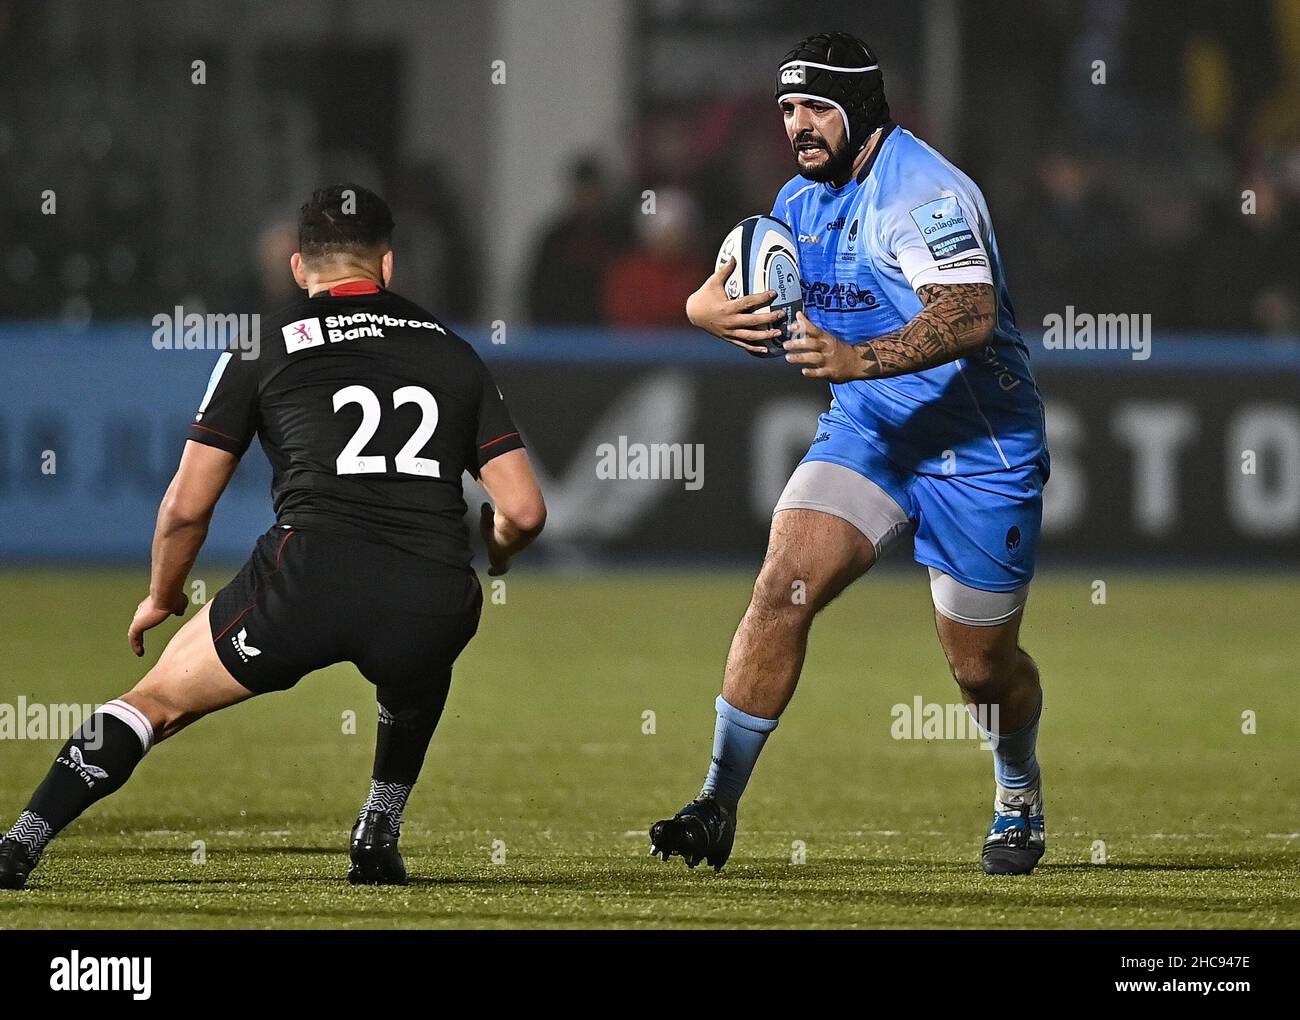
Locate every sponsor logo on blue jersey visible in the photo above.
<box><xmin>803</xmin><ymin>279</ymin><xmax>879</xmax><ymax>313</ymax></box>
<box><xmin>909</xmin><ymin>196</ymin><xmax>980</xmax><ymax>261</ymax></box>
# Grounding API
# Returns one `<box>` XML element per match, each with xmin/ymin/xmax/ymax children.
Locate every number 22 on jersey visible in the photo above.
<box><xmin>332</xmin><ymin>384</ymin><xmax>440</xmax><ymax>477</ymax></box>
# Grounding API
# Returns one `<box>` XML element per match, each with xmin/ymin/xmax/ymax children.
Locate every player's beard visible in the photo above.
<box><xmin>794</xmin><ymin>134</ymin><xmax>855</xmax><ymax>185</ymax></box>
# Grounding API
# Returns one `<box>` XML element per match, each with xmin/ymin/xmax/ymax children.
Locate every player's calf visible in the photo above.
<box><xmin>0</xmin><ymin>606</ymin><xmax>255</xmax><ymax>889</ymax></box>
<box><xmin>0</xmin><ymin>699</ymin><xmax>153</xmax><ymax>890</ymax></box>
<box><xmin>948</xmin><ymin>646</ymin><xmax>1041</xmax><ymax>736</ymax></box>
<box><xmin>649</xmin><ymin>510</ymin><xmax>872</xmax><ymax>871</ymax></box>
<box><xmin>973</xmin><ymin>648</ymin><xmax>1046</xmax><ymax>875</ymax></box>
<box><xmin>347</xmin><ymin>685</ymin><xmax>450</xmax><ymax>886</ymax></box>
<box><xmin>934</xmin><ymin>609</ymin><xmax>1047</xmax><ymax>875</ymax></box>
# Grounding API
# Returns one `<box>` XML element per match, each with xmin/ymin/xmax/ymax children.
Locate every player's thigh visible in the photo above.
<box><xmin>754</xmin><ymin>508</ymin><xmax>876</xmax><ymax>613</ymax></box>
<box><xmin>352</xmin><ymin>570</ymin><xmax>483</xmax><ymax>699</ymax></box>
<box><xmin>207</xmin><ymin>527</ymin><xmax>354</xmax><ymax>695</ymax></box>
<box><xmin>123</xmin><ymin>601</ymin><xmax>258</xmax><ymax>736</ymax></box>
<box><xmin>764</xmin><ymin>432</ymin><xmax>914</xmax><ymax>611</ymax></box>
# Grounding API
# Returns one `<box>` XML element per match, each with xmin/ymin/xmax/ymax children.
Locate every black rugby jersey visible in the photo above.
<box><xmin>187</xmin><ymin>283</ymin><xmax>524</xmax><ymax>568</ymax></box>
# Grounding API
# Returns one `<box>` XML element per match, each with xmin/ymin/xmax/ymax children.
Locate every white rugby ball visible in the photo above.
<box><xmin>715</xmin><ymin>214</ymin><xmax>803</xmax><ymax>358</ymax></box>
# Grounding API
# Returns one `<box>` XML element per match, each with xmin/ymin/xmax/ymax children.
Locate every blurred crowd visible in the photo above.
<box><xmin>523</xmin><ymin>96</ymin><xmax>808</xmax><ymax>329</ymax></box>
<box><xmin>996</xmin><ymin>143</ymin><xmax>1300</xmax><ymax>337</ymax></box>
<box><xmin>527</xmin><ymin>65</ymin><xmax>1300</xmax><ymax>337</ymax></box>
<box><xmin>1</xmin><ymin>0</ymin><xmax>1297</xmax><ymax>338</ymax></box>
<box><xmin>524</xmin><ymin>0</ymin><xmax>1300</xmax><ymax>337</ymax></box>
<box><xmin>970</xmin><ymin>0</ymin><xmax>1300</xmax><ymax>338</ymax></box>
<box><xmin>522</xmin><ymin>138</ymin><xmax>1300</xmax><ymax>338</ymax></box>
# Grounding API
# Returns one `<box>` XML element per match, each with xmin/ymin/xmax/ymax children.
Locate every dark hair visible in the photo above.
<box><xmin>298</xmin><ymin>184</ymin><xmax>394</xmax><ymax>261</ymax></box>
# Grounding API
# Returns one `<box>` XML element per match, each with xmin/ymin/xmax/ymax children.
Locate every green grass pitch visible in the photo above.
<box><xmin>0</xmin><ymin>568</ymin><xmax>1295</xmax><ymax>929</ymax></box>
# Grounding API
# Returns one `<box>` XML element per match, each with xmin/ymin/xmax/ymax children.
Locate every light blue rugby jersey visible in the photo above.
<box><xmin>772</xmin><ymin>122</ymin><xmax>1048</xmax><ymax>477</ymax></box>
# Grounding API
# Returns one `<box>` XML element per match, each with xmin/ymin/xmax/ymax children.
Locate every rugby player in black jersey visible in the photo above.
<box><xmin>0</xmin><ymin>185</ymin><xmax>545</xmax><ymax>888</ymax></box>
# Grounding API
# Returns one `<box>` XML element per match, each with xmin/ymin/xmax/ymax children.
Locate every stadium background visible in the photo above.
<box><xmin>0</xmin><ymin>0</ymin><xmax>1296</xmax><ymax>929</ymax></box>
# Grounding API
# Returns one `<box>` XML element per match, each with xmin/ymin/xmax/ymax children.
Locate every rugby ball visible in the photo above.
<box><xmin>715</xmin><ymin>215</ymin><xmax>803</xmax><ymax>358</ymax></box>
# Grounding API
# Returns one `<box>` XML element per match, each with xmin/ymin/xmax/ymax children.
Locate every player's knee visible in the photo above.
<box><xmin>949</xmin><ymin>646</ymin><xmax>1019</xmax><ymax>698</ymax></box>
<box><xmin>376</xmin><ymin>681</ymin><xmax>451</xmax><ymax>731</ymax></box>
<box><xmin>119</xmin><ymin>688</ymin><xmax>183</xmax><ymax>738</ymax></box>
<box><xmin>124</xmin><ymin>671</ymin><xmax>216</xmax><ymax>739</ymax></box>
<box><xmin>749</xmin><ymin>563</ymin><xmax>819</xmax><ymax>625</ymax></box>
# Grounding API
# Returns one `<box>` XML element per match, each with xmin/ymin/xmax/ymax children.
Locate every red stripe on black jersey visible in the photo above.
<box><xmin>480</xmin><ymin>431</ymin><xmax>520</xmax><ymax>450</ymax></box>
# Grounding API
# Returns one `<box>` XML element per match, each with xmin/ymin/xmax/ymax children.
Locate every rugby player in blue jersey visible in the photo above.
<box><xmin>650</xmin><ymin>32</ymin><xmax>1050</xmax><ymax>876</ymax></box>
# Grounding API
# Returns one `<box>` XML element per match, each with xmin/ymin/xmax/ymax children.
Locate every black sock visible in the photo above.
<box><xmin>5</xmin><ymin>700</ymin><xmax>153</xmax><ymax>859</ymax></box>
<box><xmin>362</xmin><ymin>679</ymin><xmax>450</xmax><ymax>832</ymax></box>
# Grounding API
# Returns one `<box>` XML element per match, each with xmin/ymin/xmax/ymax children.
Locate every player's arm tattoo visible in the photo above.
<box><xmin>857</xmin><ymin>283</ymin><xmax>996</xmax><ymax>379</ymax></box>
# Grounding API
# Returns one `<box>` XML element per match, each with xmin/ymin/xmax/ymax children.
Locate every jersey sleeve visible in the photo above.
<box><xmin>877</xmin><ymin>179</ymin><xmax>994</xmax><ymax>291</ymax></box>
<box><xmin>186</xmin><ymin>351</ymin><xmax>258</xmax><ymax>456</ymax></box>
<box><xmin>473</xmin><ymin>358</ymin><xmax>525</xmax><ymax>474</ymax></box>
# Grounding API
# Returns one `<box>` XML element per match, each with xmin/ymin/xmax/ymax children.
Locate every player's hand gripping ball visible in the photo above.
<box><xmin>714</xmin><ymin>215</ymin><xmax>803</xmax><ymax>358</ymax></box>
